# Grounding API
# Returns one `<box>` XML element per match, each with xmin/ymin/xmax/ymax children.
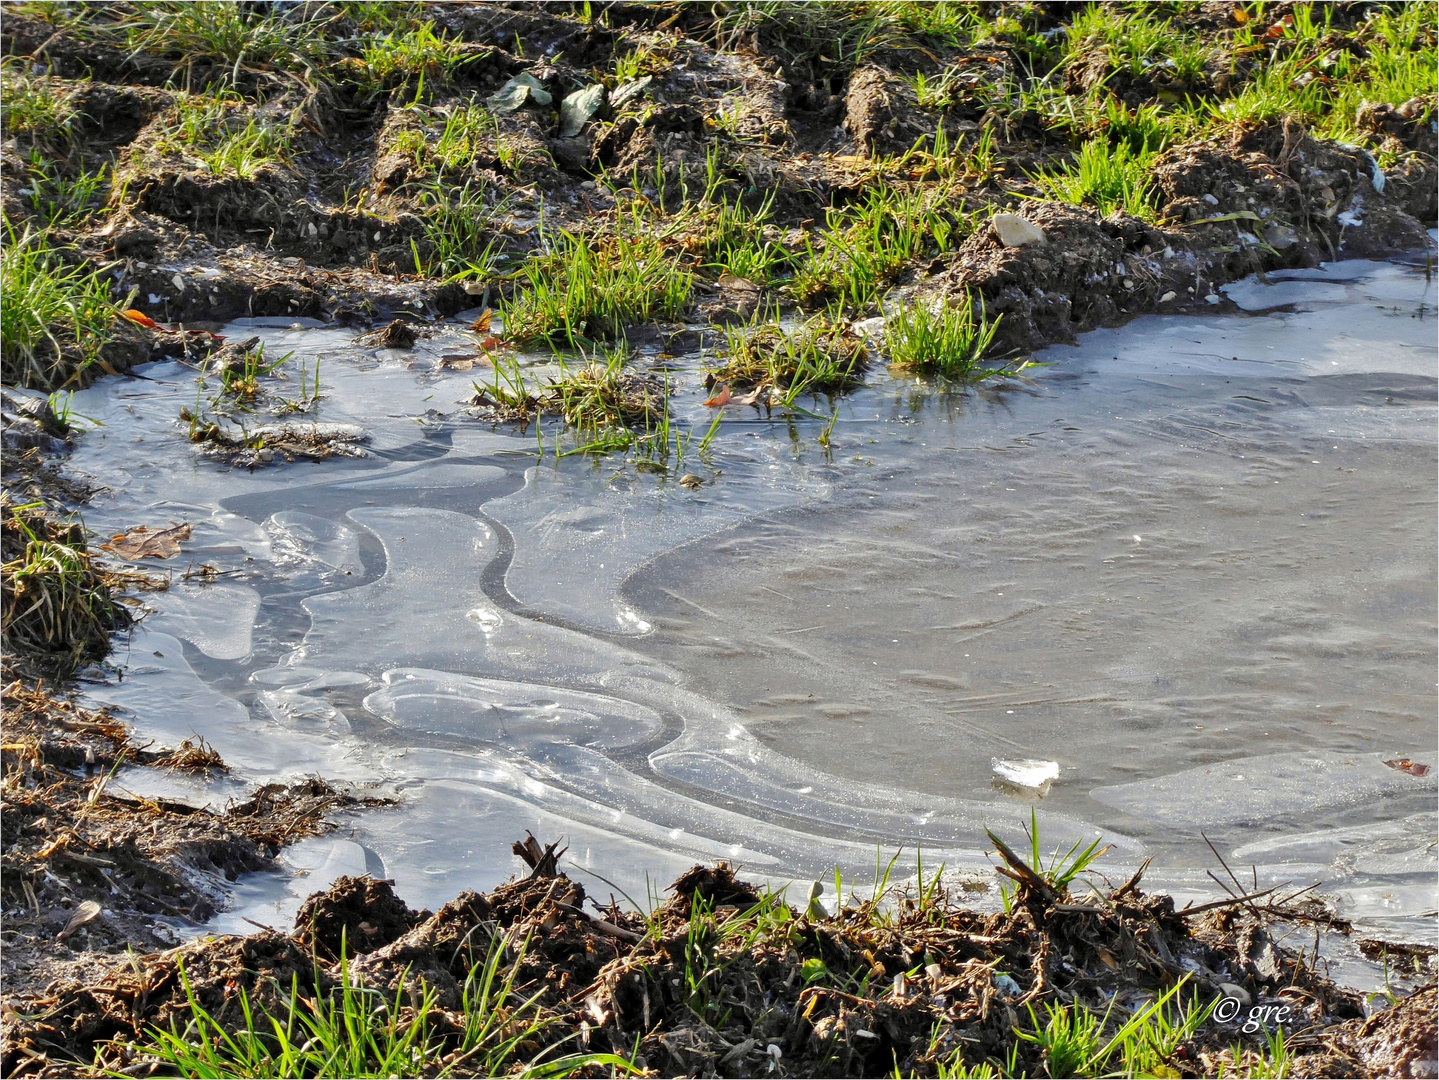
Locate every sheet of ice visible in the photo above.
<box><xmin>1090</xmin><ymin>752</ymin><xmax>1436</xmax><ymax>828</ymax></box>
<box><xmin>1222</xmin><ymin>279</ymin><xmax>1349</xmax><ymax>310</ymax></box>
<box><xmin>483</xmin><ymin>443</ymin><xmax>830</xmax><ymax>634</ymax></box>
<box><xmin>266</xmin><ymin>511</ymin><xmax>363</xmax><ymax>576</ymax></box>
<box><xmin>54</xmin><ymin>262</ymin><xmax>1434</xmax><ymax>982</ymax></box>
<box><xmin>88</xmin><ymin>630</ymin><xmax>367</xmax><ymax>779</ymax></box>
<box><xmin>366</xmin><ymin>668</ymin><xmax>663</xmax><ymax>750</ymax></box>
<box><xmin>145</xmin><ymin>582</ymin><xmax>260</xmax><ymax>660</ymax></box>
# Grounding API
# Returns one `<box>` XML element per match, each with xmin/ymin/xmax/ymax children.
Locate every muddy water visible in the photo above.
<box><xmin>68</xmin><ymin>260</ymin><xmax>1436</xmax><ymax>981</ymax></box>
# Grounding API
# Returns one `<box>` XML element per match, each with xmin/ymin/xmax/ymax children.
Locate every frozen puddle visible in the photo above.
<box><xmin>67</xmin><ymin>260</ymin><xmax>1436</xmax><ymax>971</ymax></box>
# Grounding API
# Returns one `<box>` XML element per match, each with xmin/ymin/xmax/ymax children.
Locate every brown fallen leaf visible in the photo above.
<box><xmin>103</xmin><ymin>522</ymin><xmax>192</xmax><ymax>560</ymax></box>
<box><xmin>732</xmin><ymin>386</ymin><xmax>767</xmax><ymax>406</ymax></box>
<box><xmin>1383</xmin><ymin>758</ymin><xmax>1432</xmax><ymax>778</ymax></box>
<box><xmin>477</xmin><ymin>335</ymin><xmax>503</xmax><ymax>351</ymax></box>
<box><xmin>469</xmin><ymin>308</ymin><xmax>493</xmax><ymax>332</ymax></box>
<box><xmin>703</xmin><ymin>384</ymin><xmax>731</xmax><ymax>407</ymax></box>
<box><xmin>58</xmin><ymin>899</ymin><xmax>102</xmax><ymax>941</ymax></box>
<box><xmin>121</xmin><ymin>309</ymin><xmax>159</xmax><ymax>328</ymax></box>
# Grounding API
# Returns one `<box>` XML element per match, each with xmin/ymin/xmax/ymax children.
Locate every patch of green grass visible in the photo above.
<box><xmin>1064</xmin><ymin>3</ymin><xmax>1209</xmax><ymax>83</ymax></box>
<box><xmin>791</xmin><ymin>186</ymin><xmax>965</xmax><ymax>311</ymax></box>
<box><xmin>0</xmin><ymin>64</ymin><xmax>81</xmax><ymax>146</ymax></box>
<box><xmin>337</xmin><ymin>1</ymin><xmax>427</xmax><ymax>34</ymax></box>
<box><xmin>357</xmin><ymin>22</ymin><xmax>468</xmax><ymax>96</ymax></box>
<box><xmin>135</xmin><ymin>943</ymin><xmax>636</xmax><ymax>1079</ymax></box>
<box><xmin>0</xmin><ymin>226</ymin><xmax>123</xmax><ymax>390</ymax></box>
<box><xmin>149</xmin><ymin>93</ymin><xmax>293</xmax><ymax>179</ymax></box>
<box><xmin>1213</xmin><ymin>2</ymin><xmax>1435</xmax><ymax>151</ymax></box>
<box><xmin>1030</xmin><ymin>136</ymin><xmax>1157</xmax><ymax>220</ymax></box>
<box><xmin>18</xmin><ymin>151</ymin><xmax>112</xmax><ymax>230</ymax></box>
<box><xmin>713</xmin><ymin>313</ymin><xmax>868</xmax><ymax>402</ymax></box>
<box><xmin>611</xmin><ymin>40</ymin><xmax>671</xmax><ymax>84</ymax></box>
<box><xmin>550</xmin><ymin>346</ymin><xmax>668</xmax><ymax>431</ymax></box>
<box><xmin>503</xmin><ymin>229</ymin><xmax>693</xmax><ymax>345</ymax></box>
<box><xmin>394</xmin><ymin>98</ymin><xmax>494</xmax><ymax>177</ymax></box>
<box><xmin>883</xmin><ymin>296</ymin><xmax>1002</xmax><ymax>376</ymax></box>
<box><xmin>414</xmin><ymin>178</ymin><xmax>508</xmax><ymax>281</ymax></box>
<box><xmin>113</xmin><ymin>1</ymin><xmax>335</xmax><ymax>81</ymax></box>
<box><xmin>715</xmin><ymin>1</ymin><xmax>908</xmax><ymax>71</ymax></box>
<box><xmin>1014</xmin><ymin>979</ymin><xmax>1219</xmax><ymax>1079</ymax></box>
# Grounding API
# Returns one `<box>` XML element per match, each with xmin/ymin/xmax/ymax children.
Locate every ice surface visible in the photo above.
<box><xmin>1090</xmin><ymin>752</ymin><xmax>1436</xmax><ymax>827</ymax></box>
<box><xmin>55</xmin><ymin>262</ymin><xmax>1434</xmax><ymax>975</ymax></box>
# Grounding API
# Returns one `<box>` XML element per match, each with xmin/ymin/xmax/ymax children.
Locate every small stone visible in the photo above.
<box><xmin>849</xmin><ymin>316</ymin><xmax>886</xmax><ymax>340</ymax></box>
<box><xmin>991</xmin><ymin>213</ymin><xmax>1046</xmax><ymax>247</ymax></box>
<box><xmin>1205</xmin><ymin>293</ymin><xmax>1221</xmax><ymax>305</ymax></box>
<box><xmin>1160</xmin><ymin>290</ymin><xmax>1177</xmax><ymax>302</ymax></box>
<box><xmin>1202</xmin><ymin>193</ymin><xmax>1220</xmax><ymax>206</ymax></box>
<box><xmin>1218</xmin><ymin>982</ymin><xmax>1252</xmax><ymax>1006</ymax></box>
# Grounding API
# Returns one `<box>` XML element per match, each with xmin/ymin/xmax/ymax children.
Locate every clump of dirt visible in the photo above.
<box><xmin>354</xmin><ymin>317</ymin><xmax>425</xmax><ymax>349</ymax></box>
<box><xmin>2</xmin><ymin>846</ymin><xmax>1428</xmax><ymax>1079</ymax></box>
<box><xmin>293</xmin><ymin>874</ymin><xmax>430</xmax><ymax>961</ymax></box>
<box><xmin>0</xmin><ymin>679</ymin><xmax>397</xmax><ymax>1020</ymax></box>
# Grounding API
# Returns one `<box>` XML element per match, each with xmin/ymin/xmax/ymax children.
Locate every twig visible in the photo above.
<box><xmin>1178</xmin><ymin>886</ymin><xmax>1281</xmax><ymax>917</ymax></box>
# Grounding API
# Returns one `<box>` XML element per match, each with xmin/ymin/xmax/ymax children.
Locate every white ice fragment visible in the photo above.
<box><xmin>992</xmin><ymin>758</ymin><xmax>1060</xmax><ymax>789</ymax></box>
<box><xmin>148</xmin><ymin>293</ymin><xmax>164</xmax><ymax>305</ymax></box>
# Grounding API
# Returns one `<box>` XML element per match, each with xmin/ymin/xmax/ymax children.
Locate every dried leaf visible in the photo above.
<box><xmin>1232</xmin><ymin>6</ymin><xmax>1249</xmax><ymax>23</ymax></box>
<box><xmin>609</xmin><ymin>76</ymin><xmax>653</xmax><ymax>110</ymax></box>
<box><xmin>103</xmin><ymin>522</ymin><xmax>192</xmax><ymax>560</ymax></box>
<box><xmin>477</xmin><ymin>335</ymin><xmax>503</xmax><ymax>351</ymax></box>
<box><xmin>121</xmin><ymin>309</ymin><xmax>159</xmax><ymax>328</ymax></box>
<box><xmin>1383</xmin><ymin>758</ymin><xmax>1432</xmax><ymax>777</ymax></box>
<box><xmin>703</xmin><ymin>384</ymin><xmax>732</xmax><ymax>407</ymax></box>
<box><xmin>58</xmin><ymin>899</ymin><xmax>102</xmax><ymax>941</ymax></box>
<box><xmin>731</xmin><ymin>386</ymin><xmax>766</xmax><ymax>407</ymax></box>
<box><xmin>469</xmin><ymin>308</ymin><xmax>493</xmax><ymax>332</ymax></box>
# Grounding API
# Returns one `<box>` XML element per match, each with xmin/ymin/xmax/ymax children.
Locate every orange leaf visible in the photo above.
<box><xmin>469</xmin><ymin>308</ymin><xmax>493</xmax><ymax>332</ymax></box>
<box><xmin>1265</xmin><ymin>23</ymin><xmax>1284</xmax><ymax>37</ymax></box>
<box><xmin>703</xmin><ymin>384</ymin><xmax>731</xmax><ymax>407</ymax></box>
<box><xmin>1232</xmin><ymin>6</ymin><xmax>1249</xmax><ymax>23</ymax></box>
<box><xmin>477</xmin><ymin>335</ymin><xmax>503</xmax><ymax>351</ymax></box>
<box><xmin>122</xmin><ymin>309</ymin><xmax>159</xmax><ymax>328</ymax></box>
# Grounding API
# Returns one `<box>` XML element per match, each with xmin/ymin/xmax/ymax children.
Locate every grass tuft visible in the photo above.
<box><xmin>1</xmin><ymin>496</ymin><xmax>126</xmax><ymax>671</ymax></box>
<box><xmin>136</xmin><ymin>941</ymin><xmax>636</xmax><ymax>1079</ymax></box>
<box><xmin>0</xmin><ymin>226</ymin><xmax>124</xmax><ymax>390</ymax></box>
<box><xmin>713</xmin><ymin>313</ymin><xmax>868</xmax><ymax>402</ymax></box>
<box><xmin>503</xmin><ymin>230</ymin><xmax>693</xmax><ymax>345</ymax></box>
<box><xmin>883</xmin><ymin>297</ymin><xmax>1002</xmax><ymax>377</ymax></box>
<box><xmin>1030</xmin><ymin>136</ymin><xmax>1156</xmax><ymax>220</ymax></box>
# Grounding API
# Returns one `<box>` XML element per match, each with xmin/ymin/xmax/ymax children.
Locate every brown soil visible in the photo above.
<box><xmin>0</xmin><ymin>680</ymin><xmax>393</xmax><ymax>1013</ymax></box>
<box><xmin>0</xmin><ymin>855</ymin><xmax>1429</xmax><ymax>1079</ymax></box>
<box><xmin>2</xmin><ymin>3</ymin><xmax>1433</xmax><ymax>387</ymax></box>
